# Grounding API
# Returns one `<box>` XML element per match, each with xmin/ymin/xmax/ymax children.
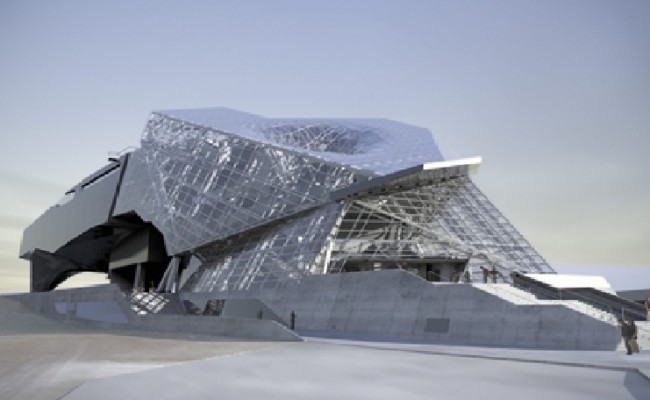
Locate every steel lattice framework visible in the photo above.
<box><xmin>110</xmin><ymin>108</ymin><xmax>552</xmax><ymax>293</ymax></box>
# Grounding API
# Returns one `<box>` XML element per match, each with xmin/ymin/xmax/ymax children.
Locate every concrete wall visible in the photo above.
<box><xmin>182</xmin><ymin>270</ymin><xmax>621</xmax><ymax>350</ymax></box>
<box><xmin>9</xmin><ymin>285</ymin><xmax>134</xmax><ymax>323</ymax></box>
<box><xmin>7</xmin><ymin>271</ymin><xmax>625</xmax><ymax>349</ymax></box>
<box><xmin>8</xmin><ymin>285</ymin><xmax>300</xmax><ymax>342</ymax></box>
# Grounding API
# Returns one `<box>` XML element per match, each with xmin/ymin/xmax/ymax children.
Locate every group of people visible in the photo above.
<box><xmin>479</xmin><ymin>266</ymin><xmax>498</xmax><ymax>283</ymax></box>
<box><xmin>255</xmin><ymin>309</ymin><xmax>297</xmax><ymax>331</ymax></box>
<box><xmin>618</xmin><ymin>319</ymin><xmax>640</xmax><ymax>355</ymax></box>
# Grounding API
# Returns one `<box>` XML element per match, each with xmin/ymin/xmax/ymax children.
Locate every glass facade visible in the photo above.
<box><xmin>329</xmin><ymin>176</ymin><xmax>551</xmax><ymax>280</ymax></box>
<box><xmin>114</xmin><ymin>113</ymin><xmax>365</xmax><ymax>255</ymax></box>
<box><xmin>112</xmin><ymin>108</ymin><xmax>553</xmax><ymax>293</ymax></box>
<box><xmin>184</xmin><ymin>203</ymin><xmax>343</xmax><ymax>292</ymax></box>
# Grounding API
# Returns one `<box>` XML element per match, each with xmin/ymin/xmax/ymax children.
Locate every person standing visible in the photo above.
<box><xmin>628</xmin><ymin>320</ymin><xmax>640</xmax><ymax>354</ymax></box>
<box><xmin>463</xmin><ymin>268</ymin><xmax>471</xmax><ymax>283</ymax></box>
<box><xmin>480</xmin><ymin>266</ymin><xmax>489</xmax><ymax>283</ymax></box>
<box><xmin>618</xmin><ymin>320</ymin><xmax>632</xmax><ymax>355</ymax></box>
<box><xmin>490</xmin><ymin>266</ymin><xmax>498</xmax><ymax>283</ymax></box>
<box><xmin>290</xmin><ymin>310</ymin><xmax>296</xmax><ymax>331</ymax></box>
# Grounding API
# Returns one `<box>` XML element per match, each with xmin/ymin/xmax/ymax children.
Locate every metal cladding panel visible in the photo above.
<box><xmin>20</xmin><ymin>168</ymin><xmax>121</xmax><ymax>257</ymax></box>
<box><xmin>113</xmin><ymin>114</ymin><xmax>362</xmax><ymax>255</ymax></box>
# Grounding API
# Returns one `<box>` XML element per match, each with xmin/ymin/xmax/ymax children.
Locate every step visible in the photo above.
<box><xmin>473</xmin><ymin>283</ymin><xmax>616</xmax><ymax>324</ymax></box>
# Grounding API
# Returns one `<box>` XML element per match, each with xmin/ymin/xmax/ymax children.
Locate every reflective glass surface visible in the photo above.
<box><xmin>114</xmin><ymin>109</ymin><xmax>553</xmax><ymax>292</ymax></box>
<box><xmin>183</xmin><ymin>203</ymin><xmax>343</xmax><ymax>292</ymax></box>
<box><xmin>329</xmin><ymin>176</ymin><xmax>552</xmax><ymax>280</ymax></box>
<box><xmin>115</xmin><ymin>114</ymin><xmax>362</xmax><ymax>254</ymax></box>
<box><xmin>159</xmin><ymin>108</ymin><xmax>445</xmax><ymax>174</ymax></box>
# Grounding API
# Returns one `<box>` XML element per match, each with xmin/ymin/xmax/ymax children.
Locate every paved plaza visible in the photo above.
<box><xmin>1</xmin><ymin>297</ymin><xmax>649</xmax><ymax>400</ymax></box>
<box><xmin>61</xmin><ymin>339</ymin><xmax>650</xmax><ymax>400</ymax></box>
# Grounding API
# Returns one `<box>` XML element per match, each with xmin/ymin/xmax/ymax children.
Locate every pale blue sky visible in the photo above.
<box><xmin>1</xmin><ymin>0</ymin><xmax>649</xmax><ymax>292</ymax></box>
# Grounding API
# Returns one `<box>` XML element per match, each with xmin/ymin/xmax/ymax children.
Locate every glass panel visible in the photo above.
<box><xmin>329</xmin><ymin>176</ymin><xmax>552</xmax><ymax>279</ymax></box>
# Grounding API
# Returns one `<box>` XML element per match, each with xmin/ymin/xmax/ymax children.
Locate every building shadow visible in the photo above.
<box><xmin>623</xmin><ymin>370</ymin><xmax>650</xmax><ymax>400</ymax></box>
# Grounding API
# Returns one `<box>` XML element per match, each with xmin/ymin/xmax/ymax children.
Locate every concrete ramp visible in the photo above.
<box><xmin>0</xmin><ymin>310</ymin><xmax>283</xmax><ymax>400</ymax></box>
<box><xmin>0</xmin><ymin>297</ymin><xmax>79</xmax><ymax>334</ymax></box>
<box><xmin>7</xmin><ymin>286</ymin><xmax>301</xmax><ymax>342</ymax></box>
<box><xmin>183</xmin><ymin>270</ymin><xmax>623</xmax><ymax>350</ymax></box>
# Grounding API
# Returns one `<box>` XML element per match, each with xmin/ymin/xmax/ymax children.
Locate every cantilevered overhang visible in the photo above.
<box><xmin>330</xmin><ymin>156</ymin><xmax>481</xmax><ymax>200</ymax></box>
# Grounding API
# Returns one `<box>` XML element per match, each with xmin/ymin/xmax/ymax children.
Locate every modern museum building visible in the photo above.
<box><xmin>17</xmin><ymin>108</ymin><xmax>648</xmax><ymax>349</ymax></box>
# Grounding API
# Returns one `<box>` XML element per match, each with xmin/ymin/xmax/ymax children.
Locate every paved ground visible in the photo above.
<box><xmin>315</xmin><ymin>336</ymin><xmax>650</xmax><ymax>381</ymax></box>
<box><xmin>62</xmin><ymin>339</ymin><xmax>650</xmax><ymax>400</ymax></box>
<box><xmin>0</xmin><ymin>298</ymin><xmax>283</xmax><ymax>400</ymax></box>
<box><xmin>2</xmin><ymin>297</ymin><xmax>649</xmax><ymax>400</ymax></box>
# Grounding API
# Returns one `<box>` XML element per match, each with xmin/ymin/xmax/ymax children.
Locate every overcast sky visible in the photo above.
<box><xmin>1</xmin><ymin>0</ymin><xmax>648</xmax><ymax>293</ymax></box>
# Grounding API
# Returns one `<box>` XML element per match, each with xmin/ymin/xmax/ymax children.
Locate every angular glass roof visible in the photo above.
<box><xmin>156</xmin><ymin>108</ymin><xmax>445</xmax><ymax>175</ymax></box>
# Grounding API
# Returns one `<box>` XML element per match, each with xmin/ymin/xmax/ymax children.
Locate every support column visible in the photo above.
<box><xmin>133</xmin><ymin>263</ymin><xmax>144</xmax><ymax>292</ymax></box>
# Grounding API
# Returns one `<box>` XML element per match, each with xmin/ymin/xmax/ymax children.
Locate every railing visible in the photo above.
<box><xmin>397</xmin><ymin>269</ymin><xmax>616</xmax><ymax>323</ymax></box>
<box><xmin>474</xmin><ymin>282</ymin><xmax>617</xmax><ymax>323</ymax></box>
<box><xmin>565</xmin><ymin>287</ymin><xmax>647</xmax><ymax>320</ymax></box>
<box><xmin>407</xmin><ymin>269</ymin><xmax>616</xmax><ymax>323</ymax></box>
<box><xmin>510</xmin><ymin>272</ymin><xmax>646</xmax><ymax>321</ymax></box>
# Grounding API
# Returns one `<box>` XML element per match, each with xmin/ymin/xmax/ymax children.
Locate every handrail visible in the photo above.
<box><xmin>472</xmin><ymin>280</ymin><xmax>616</xmax><ymax>322</ymax></box>
<box><xmin>567</xmin><ymin>286</ymin><xmax>645</xmax><ymax>312</ymax></box>
<box><xmin>333</xmin><ymin>267</ymin><xmax>617</xmax><ymax>322</ymax></box>
<box><xmin>511</xmin><ymin>272</ymin><xmax>645</xmax><ymax>321</ymax></box>
<box><xmin>513</xmin><ymin>274</ymin><xmax>605</xmax><ymax>308</ymax></box>
<box><xmin>408</xmin><ymin>269</ymin><xmax>622</xmax><ymax>323</ymax></box>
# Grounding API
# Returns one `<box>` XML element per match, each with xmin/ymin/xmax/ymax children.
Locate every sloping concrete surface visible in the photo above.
<box><xmin>9</xmin><ymin>285</ymin><xmax>301</xmax><ymax>342</ymax></box>
<box><xmin>309</xmin><ymin>336</ymin><xmax>650</xmax><ymax>382</ymax></box>
<box><xmin>183</xmin><ymin>270</ymin><xmax>622</xmax><ymax>349</ymax></box>
<box><xmin>3</xmin><ymin>296</ymin><xmax>650</xmax><ymax>400</ymax></box>
<box><xmin>62</xmin><ymin>339</ymin><xmax>650</xmax><ymax>400</ymax></box>
<box><xmin>0</xmin><ymin>297</ymin><xmax>285</xmax><ymax>400</ymax></box>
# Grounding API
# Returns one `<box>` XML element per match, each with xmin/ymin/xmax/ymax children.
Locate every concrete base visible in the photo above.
<box><xmin>7</xmin><ymin>285</ymin><xmax>300</xmax><ymax>342</ymax></box>
<box><xmin>6</xmin><ymin>269</ymin><xmax>628</xmax><ymax>349</ymax></box>
<box><xmin>182</xmin><ymin>270</ymin><xmax>621</xmax><ymax>350</ymax></box>
<box><xmin>60</xmin><ymin>340</ymin><xmax>650</xmax><ymax>400</ymax></box>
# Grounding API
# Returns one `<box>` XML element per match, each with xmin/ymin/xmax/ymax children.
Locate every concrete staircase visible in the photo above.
<box><xmin>473</xmin><ymin>283</ymin><xmax>617</xmax><ymax>325</ymax></box>
<box><xmin>636</xmin><ymin>322</ymin><xmax>650</xmax><ymax>350</ymax></box>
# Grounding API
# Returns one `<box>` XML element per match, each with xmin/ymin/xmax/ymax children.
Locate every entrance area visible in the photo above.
<box><xmin>106</xmin><ymin>214</ymin><xmax>171</xmax><ymax>292</ymax></box>
<box><xmin>340</xmin><ymin>258</ymin><xmax>469</xmax><ymax>282</ymax></box>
